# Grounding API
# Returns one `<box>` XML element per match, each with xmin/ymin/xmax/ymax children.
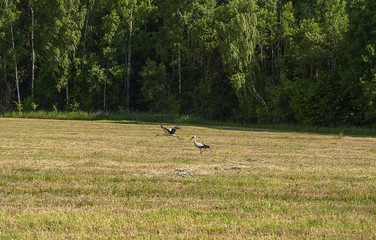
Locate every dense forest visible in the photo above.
<box><xmin>0</xmin><ymin>0</ymin><xmax>375</xmax><ymax>126</ymax></box>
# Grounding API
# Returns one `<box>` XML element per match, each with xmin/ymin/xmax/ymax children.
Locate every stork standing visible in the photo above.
<box><xmin>156</xmin><ymin>125</ymin><xmax>180</xmax><ymax>138</ymax></box>
<box><xmin>190</xmin><ymin>136</ymin><xmax>210</xmax><ymax>153</ymax></box>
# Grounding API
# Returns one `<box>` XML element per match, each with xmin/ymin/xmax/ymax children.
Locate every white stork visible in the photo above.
<box><xmin>156</xmin><ymin>125</ymin><xmax>180</xmax><ymax>138</ymax></box>
<box><xmin>190</xmin><ymin>136</ymin><xmax>210</xmax><ymax>153</ymax></box>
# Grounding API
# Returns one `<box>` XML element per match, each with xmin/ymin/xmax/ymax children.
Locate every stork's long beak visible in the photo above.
<box><xmin>189</xmin><ymin>137</ymin><xmax>194</xmax><ymax>140</ymax></box>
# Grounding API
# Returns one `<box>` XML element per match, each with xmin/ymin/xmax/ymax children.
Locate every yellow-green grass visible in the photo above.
<box><xmin>0</xmin><ymin>118</ymin><xmax>375</xmax><ymax>239</ymax></box>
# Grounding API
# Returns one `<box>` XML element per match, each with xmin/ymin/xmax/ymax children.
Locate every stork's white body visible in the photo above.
<box><xmin>190</xmin><ymin>136</ymin><xmax>210</xmax><ymax>153</ymax></box>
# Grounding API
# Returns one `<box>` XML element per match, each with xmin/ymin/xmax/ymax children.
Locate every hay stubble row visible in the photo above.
<box><xmin>0</xmin><ymin>118</ymin><xmax>376</xmax><ymax>239</ymax></box>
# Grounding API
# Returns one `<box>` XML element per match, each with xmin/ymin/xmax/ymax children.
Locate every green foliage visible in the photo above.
<box><xmin>1</xmin><ymin>0</ymin><xmax>376</xmax><ymax>126</ymax></box>
<box><xmin>31</xmin><ymin>102</ymin><xmax>39</xmax><ymax>112</ymax></box>
<box><xmin>287</xmin><ymin>73</ymin><xmax>342</xmax><ymax>125</ymax></box>
<box><xmin>13</xmin><ymin>101</ymin><xmax>23</xmax><ymax>114</ymax></box>
<box><xmin>22</xmin><ymin>97</ymin><xmax>38</xmax><ymax>112</ymax></box>
<box><xmin>341</xmin><ymin>0</ymin><xmax>376</xmax><ymax>124</ymax></box>
<box><xmin>140</xmin><ymin>60</ymin><xmax>170</xmax><ymax>112</ymax></box>
<box><xmin>52</xmin><ymin>104</ymin><xmax>58</xmax><ymax>113</ymax></box>
<box><xmin>70</xmin><ymin>101</ymin><xmax>80</xmax><ymax>112</ymax></box>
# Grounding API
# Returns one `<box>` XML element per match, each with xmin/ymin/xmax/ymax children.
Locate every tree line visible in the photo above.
<box><xmin>1</xmin><ymin>0</ymin><xmax>375</xmax><ymax>126</ymax></box>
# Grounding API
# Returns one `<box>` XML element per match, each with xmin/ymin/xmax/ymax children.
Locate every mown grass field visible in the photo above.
<box><xmin>0</xmin><ymin>118</ymin><xmax>376</xmax><ymax>239</ymax></box>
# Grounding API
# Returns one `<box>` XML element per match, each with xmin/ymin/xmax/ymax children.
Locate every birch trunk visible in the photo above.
<box><xmin>125</xmin><ymin>2</ymin><xmax>133</xmax><ymax>113</ymax></box>
<box><xmin>103</xmin><ymin>80</ymin><xmax>106</xmax><ymax>111</ymax></box>
<box><xmin>178</xmin><ymin>48</ymin><xmax>181</xmax><ymax>94</ymax></box>
<box><xmin>5</xmin><ymin>0</ymin><xmax>21</xmax><ymax>104</ymax></box>
<box><xmin>66</xmin><ymin>85</ymin><xmax>69</xmax><ymax>110</ymax></box>
<box><xmin>30</xmin><ymin>0</ymin><xmax>35</xmax><ymax>100</ymax></box>
<box><xmin>82</xmin><ymin>0</ymin><xmax>95</xmax><ymax>56</ymax></box>
<box><xmin>0</xmin><ymin>55</ymin><xmax>2</xmax><ymax>85</ymax></box>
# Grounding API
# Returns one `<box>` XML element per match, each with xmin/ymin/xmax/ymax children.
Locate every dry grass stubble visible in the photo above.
<box><xmin>0</xmin><ymin>118</ymin><xmax>376</xmax><ymax>239</ymax></box>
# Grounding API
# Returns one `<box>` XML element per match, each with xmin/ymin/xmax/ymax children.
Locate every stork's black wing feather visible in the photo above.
<box><xmin>169</xmin><ymin>126</ymin><xmax>180</xmax><ymax>134</ymax></box>
<box><xmin>160</xmin><ymin>125</ymin><xmax>172</xmax><ymax>134</ymax></box>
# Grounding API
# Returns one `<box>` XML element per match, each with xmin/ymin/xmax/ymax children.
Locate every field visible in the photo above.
<box><xmin>0</xmin><ymin>118</ymin><xmax>376</xmax><ymax>239</ymax></box>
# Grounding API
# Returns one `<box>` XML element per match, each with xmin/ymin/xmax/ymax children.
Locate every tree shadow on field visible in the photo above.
<box><xmin>109</xmin><ymin>120</ymin><xmax>268</xmax><ymax>133</ymax></box>
<box><xmin>107</xmin><ymin>117</ymin><xmax>376</xmax><ymax>138</ymax></box>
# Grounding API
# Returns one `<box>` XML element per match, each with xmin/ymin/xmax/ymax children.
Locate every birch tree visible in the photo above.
<box><xmin>4</xmin><ymin>0</ymin><xmax>21</xmax><ymax>105</ymax></box>
<box><xmin>30</xmin><ymin>0</ymin><xmax>35</xmax><ymax>100</ymax></box>
<box><xmin>36</xmin><ymin>0</ymin><xmax>85</xmax><ymax>110</ymax></box>
<box><xmin>217</xmin><ymin>0</ymin><xmax>259</xmax><ymax>117</ymax></box>
<box><xmin>125</xmin><ymin>0</ymin><xmax>134</xmax><ymax>113</ymax></box>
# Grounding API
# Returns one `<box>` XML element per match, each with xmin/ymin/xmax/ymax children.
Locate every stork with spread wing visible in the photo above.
<box><xmin>156</xmin><ymin>125</ymin><xmax>180</xmax><ymax>138</ymax></box>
